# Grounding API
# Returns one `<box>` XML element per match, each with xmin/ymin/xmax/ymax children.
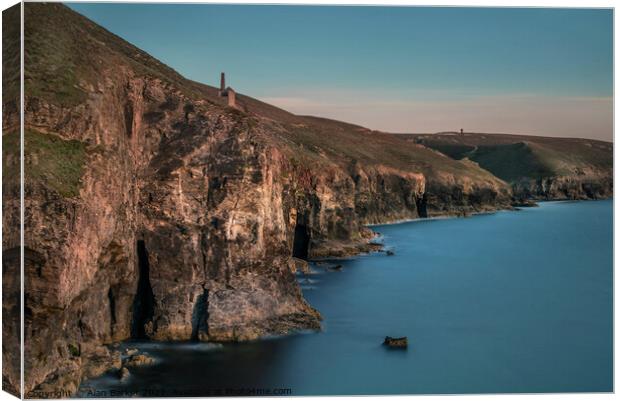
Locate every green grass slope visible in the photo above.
<box><xmin>273</xmin><ymin>117</ymin><xmax>502</xmax><ymax>184</ymax></box>
<box><xmin>3</xmin><ymin>130</ymin><xmax>87</xmax><ymax>197</ymax></box>
<box><xmin>403</xmin><ymin>133</ymin><xmax>612</xmax><ymax>183</ymax></box>
<box><xmin>15</xmin><ymin>3</ymin><xmax>508</xmax><ymax>194</ymax></box>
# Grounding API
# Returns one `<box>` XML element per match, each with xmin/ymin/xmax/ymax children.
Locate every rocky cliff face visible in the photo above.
<box><xmin>4</xmin><ymin>4</ymin><xmax>517</xmax><ymax>397</ymax></box>
<box><xmin>510</xmin><ymin>173</ymin><xmax>613</xmax><ymax>201</ymax></box>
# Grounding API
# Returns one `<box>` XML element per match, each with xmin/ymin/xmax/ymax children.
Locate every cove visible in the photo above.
<box><xmin>78</xmin><ymin>200</ymin><xmax>613</xmax><ymax>396</ymax></box>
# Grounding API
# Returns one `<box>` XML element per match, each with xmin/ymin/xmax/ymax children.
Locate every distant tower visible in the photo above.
<box><xmin>460</xmin><ymin>128</ymin><xmax>464</xmax><ymax>135</ymax></box>
<box><xmin>219</xmin><ymin>72</ymin><xmax>226</xmax><ymax>96</ymax></box>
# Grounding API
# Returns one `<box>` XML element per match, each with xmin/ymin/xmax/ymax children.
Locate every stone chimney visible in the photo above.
<box><xmin>220</xmin><ymin>72</ymin><xmax>226</xmax><ymax>93</ymax></box>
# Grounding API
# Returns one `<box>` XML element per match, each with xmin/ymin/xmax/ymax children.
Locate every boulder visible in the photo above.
<box><xmin>82</xmin><ymin>346</ymin><xmax>121</xmax><ymax>379</ymax></box>
<box><xmin>383</xmin><ymin>336</ymin><xmax>408</xmax><ymax>348</ymax></box>
<box><xmin>118</xmin><ymin>367</ymin><xmax>130</xmax><ymax>382</ymax></box>
<box><xmin>291</xmin><ymin>257</ymin><xmax>310</xmax><ymax>274</ymax></box>
<box><xmin>123</xmin><ymin>354</ymin><xmax>155</xmax><ymax>367</ymax></box>
<box><xmin>511</xmin><ymin>199</ymin><xmax>539</xmax><ymax>208</ymax></box>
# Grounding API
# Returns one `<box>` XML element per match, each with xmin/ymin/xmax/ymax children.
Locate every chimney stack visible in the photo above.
<box><xmin>220</xmin><ymin>72</ymin><xmax>226</xmax><ymax>92</ymax></box>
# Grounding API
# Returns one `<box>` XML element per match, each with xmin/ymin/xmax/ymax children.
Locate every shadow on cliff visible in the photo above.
<box><xmin>191</xmin><ymin>289</ymin><xmax>209</xmax><ymax>341</ymax></box>
<box><xmin>131</xmin><ymin>240</ymin><xmax>155</xmax><ymax>338</ymax></box>
<box><xmin>292</xmin><ymin>222</ymin><xmax>311</xmax><ymax>260</ymax></box>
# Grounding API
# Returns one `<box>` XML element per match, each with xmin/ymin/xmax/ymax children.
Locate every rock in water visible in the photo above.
<box><xmin>383</xmin><ymin>336</ymin><xmax>408</xmax><ymax>348</ymax></box>
<box><xmin>511</xmin><ymin>199</ymin><xmax>538</xmax><ymax>208</ymax></box>
<box><xmin>386</xmin><ymin>250</ymin><xmax>395</xmax><ymax>256</ymax></box>
<box><xmin>123</xmin><ymin>354</ymin><xmax>155</xmax><ymax>367</ymax></box>
<box><xmin>118</xmin><ymin>367</ymin><xmax>130</xmax><ymax>382</ymax></box>
<box><xmin>82</xmin><ymin>347</ymin><xmax>121</xmax><ymax>379</ymax></box>
<box><xmin>291</xmin><ymin>257</ymin><xmax>310</xmax><ymax>274</ymax></box>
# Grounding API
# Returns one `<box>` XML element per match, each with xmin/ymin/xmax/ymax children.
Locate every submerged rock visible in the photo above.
<box><xmin>124</xmin><ymin>348</ymin><xmax>139</xmax><ymax>356</ymax></box>
<box><xmin>386</xmin><ymin>250</ymin><xmax>395</xmax><ymax>256</ymax></box>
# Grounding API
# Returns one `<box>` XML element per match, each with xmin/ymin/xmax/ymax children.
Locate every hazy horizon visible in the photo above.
<box><xmin>67</xmin><ymin>3</ymin><xmax>613</xmax><ymax>141</ymax></box>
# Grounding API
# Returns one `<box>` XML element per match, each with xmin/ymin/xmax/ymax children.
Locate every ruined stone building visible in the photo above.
<box><xmin>218</xmin><ymin>72</ymin><xmax>237</xmax><ymax>108</ymax></box>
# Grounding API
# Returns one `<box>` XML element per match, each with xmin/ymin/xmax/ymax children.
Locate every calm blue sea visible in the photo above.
<box><xmin>79</xmin><ymin>200</ymin><xmax>613</xmax><ymax>396</ymax></box>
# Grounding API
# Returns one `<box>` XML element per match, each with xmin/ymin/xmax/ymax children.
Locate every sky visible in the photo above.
<box><xmin>67</xmin><ymin>3</ymin><xmax>613</xmax><ymax>141</ymax></box>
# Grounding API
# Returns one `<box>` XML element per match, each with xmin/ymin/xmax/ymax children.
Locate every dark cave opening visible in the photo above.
<box><xmin>108</xmin><ymin>287</ymin><xmax>117</xmax><ymax>326</ymax></box>
<box><xmin>292</xmin><ymin>223</ymin><xmax>311</xmax><ymax>260</ymax></box>
<box><xmin>416</xmin><ymin>193</ymin><xmax>428</xmax><ymax>218</ymax></box>
<box><xmin>131</xmin><ymin>240</ymin><xmax>155</xmax><ymax>338</ymax></box>
<box><xmin>191</xmin><ymin>288</ymin><xmax>209</xmax><ymax>341</ymax></box>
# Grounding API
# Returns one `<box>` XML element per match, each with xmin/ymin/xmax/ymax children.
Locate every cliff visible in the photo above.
<box><xmin>2</xmin><ymin>3</ymin><xmax>607</xmax><ymax>397</ymax></box>
<box><xmin>405</xmin><ymin>133</ymin><xmax>613</xmax><ymax>201</ymax></box>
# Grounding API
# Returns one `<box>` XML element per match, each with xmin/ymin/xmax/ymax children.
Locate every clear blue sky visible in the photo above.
<box><xmin>67</xmin><ymin>3</ymin><xmax>613</xmax><ymax>140</ymax></box>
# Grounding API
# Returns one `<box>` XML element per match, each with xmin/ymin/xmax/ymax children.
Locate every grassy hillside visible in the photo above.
<box><xmin>17</xmin><ymin>3</ymin><xmax>507</xmax><ymax>191</ymax></box>
<box><xmin>273</xmin><ymin>117</ymin><xmax>501</xmax><ymax>184</ymax></box>
<box><xmin>2</xmin><ymin>4</ymin><xmax>20</xmax><ymax>104</ymax></box>
<box><xmin>22</xmin><ymin>3</ymin><xmax>302</xmax><ymax>115</ymax></box>
<box><xmin>3</xmin><ymin>130</ymin><xmax>87</xmax><ymax>197</ymax></box>
<box><xmin>23</xmin><ymin>3</ymin><xmax>215</xmax><ymax>106</ymax></box>
<box><xmin>403</xmin><ymin>133</ymin><xmax>612</xmax><ymax>183</ymax></box>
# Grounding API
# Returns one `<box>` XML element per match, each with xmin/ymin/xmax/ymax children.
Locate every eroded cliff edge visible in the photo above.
<box><xmin>1</xmin><ymin>3</ymin><xmax>609</xmax><ymax>397</ymax></box>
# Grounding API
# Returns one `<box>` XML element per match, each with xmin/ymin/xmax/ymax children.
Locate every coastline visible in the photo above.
<box><xmin>47</xmin><ymin>197</ymin><xmax>615</xmax><ymax>395</ymax></box>
<box><xmin>77</xmin><ymin>199</ymin><xmax>613</xmax><ymax>395</ymax></box>
<box><xmin>367</xmin><ymin>196</ymin><xmax>614</xmax><ymax>228</ymax></box>
<box><xmin>365</xmin><ymin>209</ymin><xmax>503</xmax><ymax>228</ymax></box>
<box><xmin>323</xmin><ymin>196</ymin><xmax>614</xmax><ymax>262</ymax></box>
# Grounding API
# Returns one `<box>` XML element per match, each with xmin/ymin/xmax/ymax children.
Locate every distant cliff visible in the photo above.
<box><xmin>405</xmin><ymin>133</ymin><xmax>612</xmax><ymax>201</ymax></box>
<box><xmin>2</xmin><ymin>3</ymin><xmax>610</xmax><ymax>398</ymax></box>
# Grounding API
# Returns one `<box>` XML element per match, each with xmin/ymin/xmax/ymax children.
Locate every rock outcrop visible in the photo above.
<box><xmin>383</xmin><ymin>336</ymin><xmax>408</xmax><ymax>349</ymax></box>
